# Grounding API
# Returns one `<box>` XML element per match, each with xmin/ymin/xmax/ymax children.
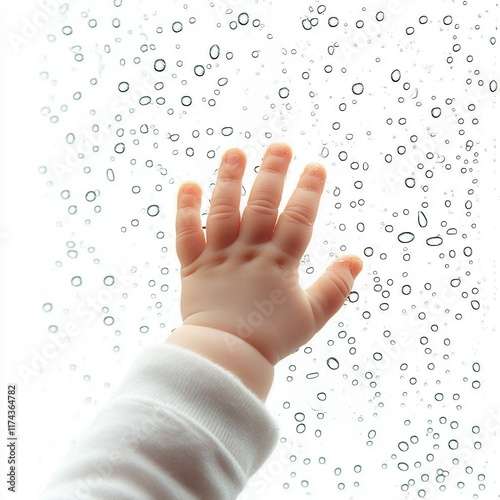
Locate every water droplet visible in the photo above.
<box><xmin>114</xmin><ymin>143</ymin><xmax>125</xmax><ymax>153</ymax></box>
<box><xmin>221</xmin><ymin>126</ymin><xmax>233</xmax><ymax>136</ymax></box>
<box><xmin>391</xmin><ymin>69</ymin><xmax>401</xmax><ymax>82</ymax></box>
<box><xmin>426</xmin><ymin>236</ymin><xmax>443</xmax><ymax>246</ymax></box>
<box><xmin>147</xmin><ymin>205</ymin><xmax>160</xmax><ymax>216</ymax></box>
<box><xmin>397</xmin><ymin>232</ymin><xmax>415</xmax><ymax>243</ymax></box>
<box><xmin>279</xmin><ymin>87</ymin><xmax>290</xmax><ymax>98</ymax></box>
<box><xmin>328</xmin><ymin>17</ymin><xmax>339</xmax><ymax>27</ymax></box>
<box><xmin>104</xmin><ymin>316</ymin><xmax>115</xmax><ymax>326</ymax></box>
<box><xmin>327</xmin><ymin>357</ymin><xmax>340</xmax><ymax>370</ymax></box>
<box><xmin>417</xmin><ymin>211</ymin><xmax>428</xmax><ymax>227</ymax></box>
<box><xmin>172</xmin><ymin>21</ymin><xmax>183</xmax><ymax>33</ymax></box>
<box><xmin>85</xmin><ymin>191</ymin><xmax>97</xmax><ymax>202</ymax></box>
<box><xmin>154</xmin><ymin>59</ymin><xmax>166</xmax><ymax>71</ymax></box>
<box><xmin>118</xmin><ymin>81</ymin><xmax>129</xmax><ymax>92</ymax></box>
<box><xmin>43</xmin><ymin>303</ymin><xmax>53</xmax><ymax>312</ymax></box>
<box><xmin>181</xmin><ymin>96</ymin><xmax>192</xmax><ymax>106</ymax></box>
<box><xmin>103</xmin><ymin>276</ymin><xmax>115</xmax><ymax>286</ymax></box>
<box><xmin>431</xmin><ymin>107</ymin><xmax>442</xmax><ymax>118</ymax></box>
<box><xmin>209</xmin><ymin>44</ymin><xmax>220</xmax><ymax>59</ymax></box>
<box><xmin>490</xmin><ymin>80</ymin><xmax>498</xmax><ymax>92</ymax></box>
<box><xmin>352</xmin><ymin>82</ymin><xmax>364</xmax><ymax>95</ymax></box>
<box><xmin>398</xmin><ymin>441</ymin><xmax>409</xmax><ymax>452</ymax></box>
<box><xmin>238</xmin><ymin>12</ymin><xmax>249</xmax><ymax>25</ymax></box>
<box><xmin>194</xmin><ymin>65</ymin><xmax>205</xmax><ymax>76</ymax></box>
<box><xmin>443</xmin><ymin>15</ymin><xmax>453</xmax><ymax>25</ymax></box>
<box><xmin>71</xmin><ymin>276</ymin><xmax>82</xmax><ymax>287</ymax></box>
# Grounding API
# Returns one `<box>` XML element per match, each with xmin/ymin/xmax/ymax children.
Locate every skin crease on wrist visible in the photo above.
<box><xmin>165</xmin><ymin>143</ymin><xmax>363</xmax><ymax>401</ymax></box>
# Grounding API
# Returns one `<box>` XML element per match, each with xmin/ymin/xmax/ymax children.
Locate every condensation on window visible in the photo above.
<box><xmin>2</xmin><ymin>0</ymin><xmax>498</xmax><ymax>498</ymax></box>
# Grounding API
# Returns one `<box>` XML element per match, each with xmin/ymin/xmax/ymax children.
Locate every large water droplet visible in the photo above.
<box><xmin>327</xmin><ymin>357</ymin><xmax>340</xmax><ymax>370</ymax></box>
<box><xmin>352</xmin><ymin>82</ymin><xmax>364</xmax><ymax>95</ymax></box>
<box><xmin>398</xmin><ymin>232</ymin><xmax>415</xmax><ymax>243</ymax></box>
<box><xmin>154</xmin><ymin>59</ymin><xmax>166</xmax><ymax>72</ymax></box>
<box><xmin>391</xmin><ymin>69</ymin><xmax>401</xmax><ymax>82</ymax></box>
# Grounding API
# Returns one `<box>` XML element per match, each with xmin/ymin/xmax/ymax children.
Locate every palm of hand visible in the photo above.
<box><xmin>176</xmin><ymin>144</ymin><xmax>362</xmax><ymax>365</ymax></box>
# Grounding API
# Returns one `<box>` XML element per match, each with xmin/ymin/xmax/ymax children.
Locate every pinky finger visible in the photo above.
<box><xmin>176</xmin><ymin>182</ymin><xmax>206</xmax><ymax>267</ymax></box>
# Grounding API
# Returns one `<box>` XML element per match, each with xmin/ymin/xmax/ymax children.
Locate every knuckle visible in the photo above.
<box><xmin>247</xmin><ymin>197</ymin><xmax>277</xmax><ymax>216</ymax></box>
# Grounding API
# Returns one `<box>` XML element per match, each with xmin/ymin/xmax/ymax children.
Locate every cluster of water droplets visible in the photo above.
<box><xmin>33</xmin><ymin>0</ymin><xmax>498</xmax><ymax>498</ymax></box>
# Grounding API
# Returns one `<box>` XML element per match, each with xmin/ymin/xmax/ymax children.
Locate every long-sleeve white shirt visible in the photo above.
<box><xmin>41</xmin><ymin>344</ymin><xmax>280</xmax><ymax>499</ymax></box>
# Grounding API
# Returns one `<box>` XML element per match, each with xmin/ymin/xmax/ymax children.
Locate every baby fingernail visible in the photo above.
<box><xmin>269</xmin><ymin>143</ymin><xmax>288</xmax><ymax>157</ymax></box>
<box><xmin>337</xmin><ymin>255</ymin><xmax>363</xmax><ymax>279</ymax></box>
<box><xmin>225</xmin><ymin>150</ymin><xmax>241</xmax><ymax>165</ymax></box>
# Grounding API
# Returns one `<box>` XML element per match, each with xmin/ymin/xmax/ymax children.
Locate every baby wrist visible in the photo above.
<box><xmin>164</xmin><ymin>324</ymin><xmax>274</xmax><ymax>401</ymax></box>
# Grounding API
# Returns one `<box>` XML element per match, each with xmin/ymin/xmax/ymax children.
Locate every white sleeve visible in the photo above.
<box><xmin>41</xmin><ymin>344</ymin><xmax>280</xmax><ymax>500</ymax></box>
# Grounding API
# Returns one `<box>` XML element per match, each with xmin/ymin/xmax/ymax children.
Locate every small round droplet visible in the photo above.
<box><xmin>327</xmin><ymin>357</ymin><xmax>340</xmax><ymax>370</ymax></box>
<box><xmin>71</xmin><ymin>276</ymin><xmax>82</xmax><ymax>287</ymax></box>
<box><xmin>147</xmin><ymin>205</ymin><xmax>160</xmax><ymax>217</ymax></box>
<box><xmin>172</xmin><ymin>22</ymin><xmax>183</xmax><ymax>33</ymax></box>
<box><xmin>104</xmin><ymin>276</ymin><xmax>115</xmax><ymax>286</ymax></box>
<box><xmin>194</xmin><ymin>65</ymin><xmax>205</xmax><ymax>76</ymax></box>
<box><xmin>85</xmin><ymin>191</ymin><xmax>97</xmax><ymax>202</ymax></box>
<box><xmin>391</xmin><ymin>69</ymin><xmax>401</xmax><ymax>82</ymax></box>
<box><xmin>431</xmin><ymin>107</ymin><xmax>442</xmax><ymax>118</ymax></box>
<box><xmin>328</xmin><ymin>17</ymin><xmax>339</xmax><ymax>27</ymax></box>
<box><xmin>279</xmin><ymin>87</ymin><xmax>290</xmax><ymax>98</ymax></box>
<box><xmin>154</xmin><ymin>59</ymin><xmax>166</xmax><ymax>72</ymax></box>
<box><xmin>238</xmin><ymin>12</ymin><xmax>249</xmax><ymax>25</ymax></box>
<box><xmin>398</xmin><ymin>441</ymin><xmax>409</xmax><ymax>452</ymax></box>
<box><xmin>118</xmin><ymin>81</ymin><xmax>129</xmax><ymax>92</ymax></box>
<box><xmin>114</xmin><ymin>143</ymin><xmax>125</xmax><ymax>154</ymax></box>
<box><xmin>352</xmin><ymin>82</ymin><xmax>364</xmax><ymax>95</ymax></box>
<box><xmin>181</xmin><ymin>96</ymin><xmax>192</xmax><ymax>106</ymax></box>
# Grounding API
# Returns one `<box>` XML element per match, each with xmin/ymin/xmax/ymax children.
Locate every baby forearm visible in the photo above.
<box><xmin>165</xmin><ymin>325</ymin><xmax>275</xmax><ymax>401</ymax></box>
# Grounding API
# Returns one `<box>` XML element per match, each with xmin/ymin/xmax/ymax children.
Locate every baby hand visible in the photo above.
<box><xmin>174</xmin><ymin>143</ymin><xmax>362</xmax><ymax>365</ymax></box>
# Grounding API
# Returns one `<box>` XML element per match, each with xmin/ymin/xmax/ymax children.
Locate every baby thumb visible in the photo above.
<box><xmin>305</xmin><ymin>255</ymin><xmax>363</xmax><ymax>333</ymax></box>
